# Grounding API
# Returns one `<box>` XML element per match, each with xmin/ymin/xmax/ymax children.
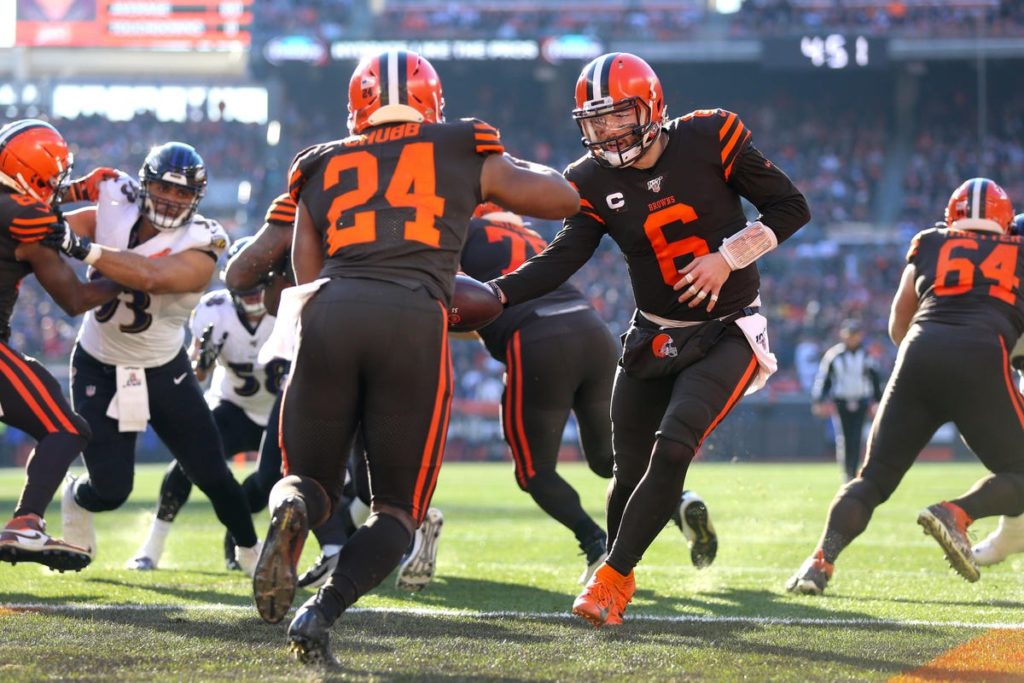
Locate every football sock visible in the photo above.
<box><xmin>573</xmin><ymin>518</ymin><xmax>605</xmax><ymax>548</ymax></box>
<box><xmin>139</xmin><ymin>517</ymin><xmax>171</xmax><ymax>563</ymax></box>
<box><xmin>311</xmin><ymin>504</ymin><xmax>349</xmax><ymax>548</ymax></box>
<box><xmin>526</xmin><ymin>470</ymin><xmax>599</xmax><ymax>536</ymax></box>
<box><xmin>157</xmin><ymin>462</ymin><xmax>193</xmax><ymax>522</ymax></box>
<box><xmin>14</xmin><ymin>432</ymin><xmax>88</xmax><ymax>518</ymax></box>
<box><xmin>817</xmin><ymin>477</ymin><xmax>882</xmax><ymax>564</ymax></box>
<box><xmin>606</xmin><ymin>437</ymin><xmax>694</xmax><ymax>576</ymax></box>
<box><xmin>316</xmin><ymin>513</ymin><xmax>412</xmax><ymax>623</ymax></box>
<box><xmin>668</xmin><ymin>489</ymin><xmax>692</xmax><ymax>530</ymax></box>
<box><xmin>951</xmin><ymin>472</ymin><xmax>1024</xmax><ymax>520</ymax></box>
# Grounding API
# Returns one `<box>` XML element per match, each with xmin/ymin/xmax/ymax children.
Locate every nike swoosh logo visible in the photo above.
<box><xmin>173</xmin><ymin>373</ymin><xmax>188</xmax><ymax>384</ymax></box>
<box><xmin>6</xmin><ymin>529</ymin><xmax>44</xmax><ymax>541</ymax></box>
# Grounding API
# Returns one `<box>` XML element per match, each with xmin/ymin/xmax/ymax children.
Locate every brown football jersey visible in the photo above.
<box><xmin>0</xmin><ymin>190</ymin><xmax>60</xmax><ymax>339</ymax></box>
<box><xmin>288</xmin><ymin>118</ymin><xmax>504</xmax><ymax>304</ymax></box>
<box><xmin>907</xmin><ymin>226</ymin><xmax>1024</xmax><ymax>343</ymax></box>
<box><xmin>495</xmin><ymin>109</ymin><xmax>809</xmax><ymax>321</ymax></box>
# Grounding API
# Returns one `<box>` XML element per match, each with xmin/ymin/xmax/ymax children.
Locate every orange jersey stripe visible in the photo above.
<box><xmin>720</xmin><ymin>123</ymin><xmax>746</xmax><ymax>164</ymax></box>
<box><xmin>475</xmin><ymin>144</ymin><xmax>505</xmax><ymax>154</ymax></box>
<box><xmin>0</xmin><ymin>343</ymin><xmax>78</xmax><ymax>434</ymax></box>
<box><xmin>0</xmin><ymin>351</ymin><xmax>58</xmax><ymax>433</ymax></box>
<box><xmin>699</xmin><ymin>354</ymin><xmax>758</xmax><ymax>447</ymax></box>
<box><xmin>503</xmin><ymin>332</ymin><xmax>532</xmax><ymax>488</ymax></box>
<box><xmin>580</xmin><ymin>208</ymin><xmax>606</xmax><ymax>225</ymax></box>
<box><xmin>11</xmin><ymin>216</ymin><xmax>56</xmax><ymax>226</ymax></box>
<box><xmin>718</xmin><ymin>112</ymin><xmax>738</xmax><ymax>141</ymax></box>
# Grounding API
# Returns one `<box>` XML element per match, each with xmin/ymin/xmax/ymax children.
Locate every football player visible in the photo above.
<box><xmin>0</xmin><ymin>119</ymin><xmax>120</xmax><ymax>571</ymax></box>
<box><xmin>127</xmin><ymin>236</ymin><xmax>284</xmax><ymax>570</ymax></box>
<box><xmin>46</xmin><ymin>142</ymin><xmax>262</xmax><ymax>574</ymax></box>
<box><xmin>488</xmin><ymin>53</ymin><xmax>810</xmax><ymax>627</ymax></box>
<box><xmin>253</xmin><ymin>49</ymin><xmax>579</xmax><ymax>663</ymax></box>
<box><xmin>787</xmin><ymin>178</ymin><xmax>1024</xmax><ymax>594</ymax></box>
<box><xmin>224</xmin><ymin>195</ymin><xmax>440</xmax><ymax>593</ymax></box>
<box><xmin>462</xmin><ymin>202</ymin><xmax>719</xmax><ymax>583</ymax></box>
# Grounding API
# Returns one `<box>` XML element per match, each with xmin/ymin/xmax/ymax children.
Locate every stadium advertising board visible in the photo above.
<box><xmin>13</xmin><ymin>0</ymin><xmax>251</xmax><ymax>48</ymax></box>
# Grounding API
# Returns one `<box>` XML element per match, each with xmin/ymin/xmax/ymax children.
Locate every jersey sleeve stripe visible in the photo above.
<box><xmin>580</xmin><ymin>208</ymin><xmax>606</xmax><ymax>225</ymax></box>
<box><xmin>267</xmin><ymin>211</ymin><xmax>295</xmax><ymax>224</ymax></box>
<box><xmin>475</xmin><ymin>144</ymin><xmax>505</xmax><ymax>154</ymax></box>
<box><xmin>718</xmin><ymin>112</ymin><xmax>738</xmax><ymax>140</ymax></box>
<box><xmin>722</xmin><ymin>130</ymin><xmax>751</xmax><ymax>180</ymax></box>
<box><xmin>720</xmin><ymin>122</ymin><xmax>747</xmax><ymax>164</ymax></box>
<box><xmin>10</xmin><ymin>226</ymin><xmax>50</xmax><ymax>235</ymax></box>
<box><xmin>474</xmin><ymin>132</ymin><xmax>500</xmax><ymax>141</ymax></box>
<box><xmin>11</xmin><ymin>216</ymin><xmax>57</xmax><ymax>226</ymax></box>
<box><xmin>580</xmin><ymin>198</ymin><xmax>596</xmax><ymax>210</ymax></box>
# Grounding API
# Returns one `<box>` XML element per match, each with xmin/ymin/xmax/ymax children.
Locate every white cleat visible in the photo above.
<box><xmin>973</xmin><ymin>514</ymin><xmax>1024</xmax><ymax>567</ymax></box>
<box><xmin>396</xmin><ymin>508</ymin><xmax>443</xmax><ymax>592</ymax></box>
<box><xmin>61</xmin><ymin>476</ymin><xmax>96</xmax><ymax>560</ymax></box>
<box><xmin>126</xmin><ymin>555</ymin><xmax>157</xmax><ymax>571</ymax></box>
<box><xmin>235</xmin><ymin>540</ymin><xmax>263</xmax><ymax>578</ymax></box>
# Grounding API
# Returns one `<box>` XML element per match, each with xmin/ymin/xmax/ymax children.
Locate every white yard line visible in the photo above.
<box><xmin>2</xmin><ymin>603</ymin><xmax>1022</xmax><ymax>630</ymax></box>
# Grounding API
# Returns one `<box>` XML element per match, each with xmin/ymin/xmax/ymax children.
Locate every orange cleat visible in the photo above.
<box><xmin>572</xmin><ymin>562</ymin><xmax>635</xmax><ymax>628</ymax></box>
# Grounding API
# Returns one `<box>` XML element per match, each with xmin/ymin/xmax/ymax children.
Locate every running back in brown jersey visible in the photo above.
<box><xmin>288</xmin><ymin>119</ymin><xmax>502</xmax><ymax>304</ymax></box>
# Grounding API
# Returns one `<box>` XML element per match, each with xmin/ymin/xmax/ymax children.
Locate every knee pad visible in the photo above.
<box><xmin>69</xmin><ymin>415</ymin><xmax>92</xmax><ymax>443</ymax></box>
<box><xmin>585</xmin><ymin>450</ymin><xmax>614</xmax><ymax>479</ymax></box>
<box><xmin>659</xmin><ymin>399</ymin><xmax>711</xmax><ymax>453</ymax></box>
<box><xmin>77</xmin><ymin>478</ymin><xmax>131</xmax><ymax>512</ymax></box>
<box><xmin>650</xmin><ymin>436</ymin><xmax>696</xmax><ymax>470</ymax></box>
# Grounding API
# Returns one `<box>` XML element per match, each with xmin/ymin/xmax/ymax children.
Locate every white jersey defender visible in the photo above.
<box><xmin>77</xmin><ymin>173</ymin><xmax>230</xmax><ymax>368</ymax></box>
<box><xmin>191</xmin><ymin>289</ymin><xmax>281</xmax><ymax>426</ymax></box>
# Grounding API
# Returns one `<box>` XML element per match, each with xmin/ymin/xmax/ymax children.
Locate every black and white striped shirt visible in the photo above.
<box><xmin>812</xmin><ymin>344</ymin><xmax>883</xmax><ymax>403</ymax></box>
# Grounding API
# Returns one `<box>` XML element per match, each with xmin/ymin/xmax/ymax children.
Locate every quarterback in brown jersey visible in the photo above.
<box><xmin>489</xmin><ymin>53</ymin><xmax>810</xmax><ymax>627</ymax></box>
<box><xmin>787</xmin><ymin>178</ymin><xmax>1024</xmax><ymax>595</ymax></box>
<box><xmin>0</xmin><ymin>120</ymin><xmax>120</xmax><ymax>571</ymax></box>
<box><xmin>252</xmin><ymin>50</ymin><xmax>578</xmax><ymax>662</ymax></box>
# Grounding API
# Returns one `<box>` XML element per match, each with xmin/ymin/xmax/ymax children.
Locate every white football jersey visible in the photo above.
<box><xmin>190</xmin><ymin>289</ymin><xmax>282</xmax><ymax>426</ymax></box>
<box><xmin>77</xmin><ymin>173</ymin><xmax>230</xmax><ymax>368</ymax></box>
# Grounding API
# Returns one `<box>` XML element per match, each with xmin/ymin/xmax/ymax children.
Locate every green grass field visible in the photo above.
<box><xmin>1</xmin><ymin>461</ymin><xmax>1022</xmax><ymax>682</ymax></box>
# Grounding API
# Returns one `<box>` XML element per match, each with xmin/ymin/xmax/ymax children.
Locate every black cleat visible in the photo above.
<box><xmin>253</xmin><ymin>497</ymin><xmax>308</xmax><ymax>624</ymax></box>
<box><xmin>679</xmin><ymin>491</ymin><xmax>718</xmax><ymax>569</ymax></box>
<box><xmin>288</xmin><ymin>598</ymin><xmax>337</xmax><ymax>667</ymax></box>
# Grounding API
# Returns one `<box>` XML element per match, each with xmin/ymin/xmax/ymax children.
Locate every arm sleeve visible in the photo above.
<box><xmin>726</xmin><ymin>145</ymin><xmax>811</xmax><ymax>244</ymax></box>
<box><xmin>491</xmin><ymin>212</ymin><xmax>605</xmax><ymax>307</ymax></box>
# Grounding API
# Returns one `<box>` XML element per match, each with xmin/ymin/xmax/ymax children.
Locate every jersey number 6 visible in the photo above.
<box><xmin>644</xmin><ymin>203</ymin><xmax>709</xmax><ymax>286</ymax></box>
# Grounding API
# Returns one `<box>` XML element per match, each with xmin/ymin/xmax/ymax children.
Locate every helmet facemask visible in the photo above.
<box><xmin>574</xmin><ymin>96</ymin><xmax>659</xmax><ymax>169</ymax></box>
<box><xmin>232</xmin><ymin>287</ymin><xmax>267</xmax><ymax>318</ymax></box>
<box><xmin>140</xmin><ymin>180</ymin><xmax>203</xmax><ymax>231</ymax></box>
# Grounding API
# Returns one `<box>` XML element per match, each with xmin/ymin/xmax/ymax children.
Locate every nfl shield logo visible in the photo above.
<box><xmin>646</xmin><ymin>176</ymin><xmax>664</xmax><ymax>193</ymax></box>
<box><xmin>86</xmin><ymin>385</ymin><xmax>96</xmax><ymax>397</ymax></box>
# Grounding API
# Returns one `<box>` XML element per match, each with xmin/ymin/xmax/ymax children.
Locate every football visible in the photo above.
<box><xmin>449</xmin><ymin>273</ymin><xmax>503</xmax><ymax>332</ymax></box>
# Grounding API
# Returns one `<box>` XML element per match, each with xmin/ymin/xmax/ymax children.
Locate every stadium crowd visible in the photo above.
<box><xmin>254</xmin><ymin>0</ymin><xmax>1024</xmax><ymax>42</ymax></box>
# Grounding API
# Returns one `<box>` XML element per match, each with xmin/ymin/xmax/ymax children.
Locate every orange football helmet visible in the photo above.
<box><xmin>573</xmin><ymin>52</ymin><xmax>665</xmax><ymax>168</ymax></box>
<box><xmin>473</xmin><ymin>201</ymin><xmax>525</xmax><ymax>228</ymax></box>
<box><xmin>0</xmin><ymin>119</ymin><xmax>73</xmax><ymax>205</ymax></box>
<box><xmin>348</xmin><ymin>50</ymin><xmax>445</xmax><ymax>135</ymax></box>
<box><xmin>944</xmin><ymin>178</ymin><xmax>1014</xmax><ymax>233</ymax></box>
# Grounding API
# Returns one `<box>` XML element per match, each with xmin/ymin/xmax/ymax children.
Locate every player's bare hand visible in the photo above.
<box><xmin>674</xmin><ymin>252</ymin><xmax>731</xmax><ymax>312</ymax></box>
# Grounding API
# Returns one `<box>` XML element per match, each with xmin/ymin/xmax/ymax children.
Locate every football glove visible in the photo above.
<box><xmin>42</xmin><ymin>215</ymin><xmax>96</xmax><ymax>262</ymax></box>
<box><xmin>196</xmin><ymin>324</ymin><xmax>228</xmax><ymax>373</ymax></box>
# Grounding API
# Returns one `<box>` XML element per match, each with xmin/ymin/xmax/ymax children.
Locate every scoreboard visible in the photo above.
<box><xmin>13</xmin><ymin>0</ymin><xmax>251</xmax><ymax>49</ymax></box>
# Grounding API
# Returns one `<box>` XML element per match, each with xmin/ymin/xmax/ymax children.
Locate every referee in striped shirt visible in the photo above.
<box><xmin>812</xmin><ymin>320</ymin><xmax>883</xmax><ymax>482</ymax></box>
